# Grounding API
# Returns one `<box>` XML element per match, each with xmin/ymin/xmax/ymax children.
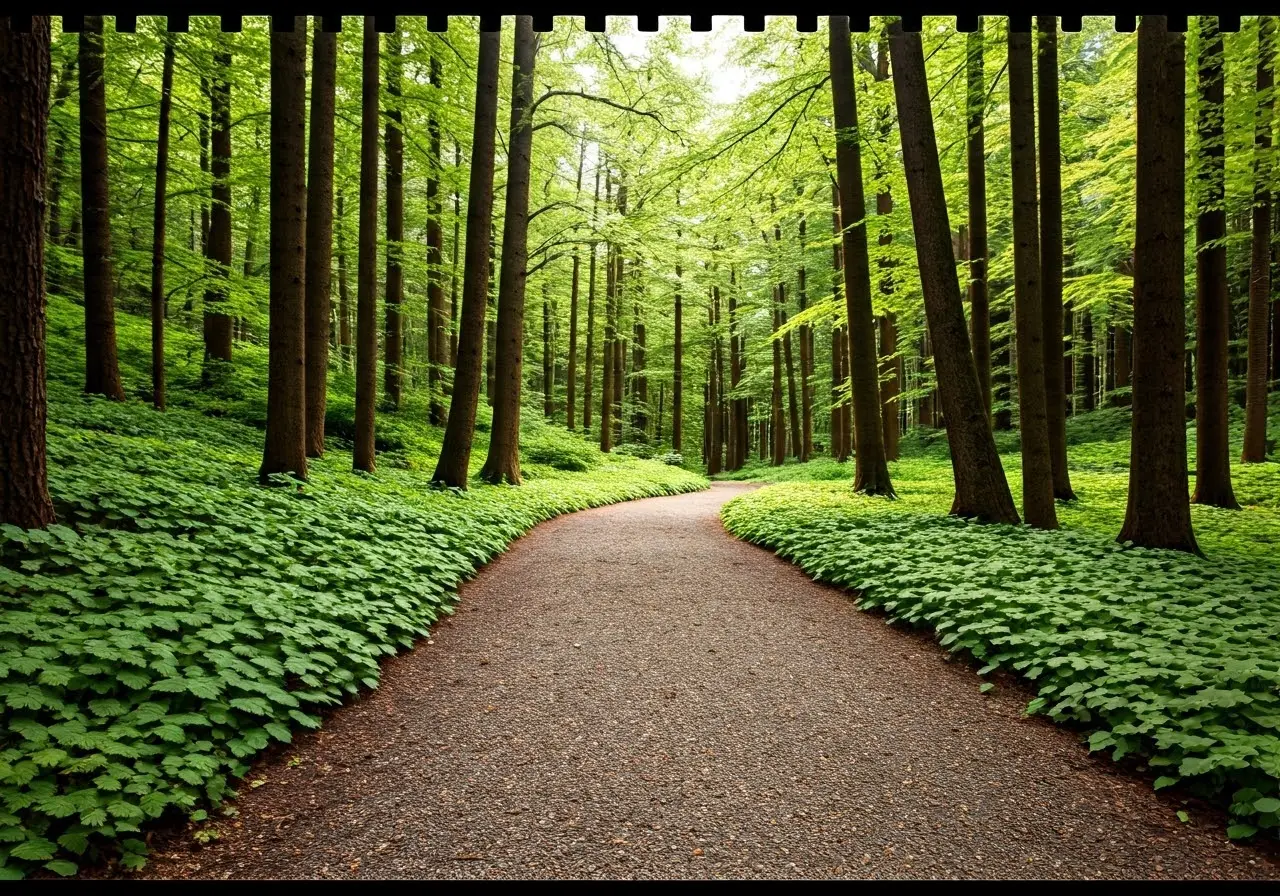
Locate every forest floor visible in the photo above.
<box><xmin>133</xmin><ymin>483</ymin><xmax>1277</xmax><ymax>880</ymax></box>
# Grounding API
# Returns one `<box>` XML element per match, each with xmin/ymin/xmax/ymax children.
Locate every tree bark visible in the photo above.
<box><xmin>427</xmin><ymin>52</ymin><xmax>447</xmax><ymax>424</ymax></box>
<box><xmin>830</xmin><ymin>181</ymin><xmax>848</xmax><ymax>460</ymax></box>
<box><xmin>567</xmin><ymin>133</ymin><xmax>586</xmax><ymax>430</ymax></box>
<box><xmin>967</xmin><ymin>20</ymin><xmax>992</xmax><ymax>421</ymax></box>
<box><xmin>708</xmin><ymin>287</ymin><xmax>723</xmax><ymax>474</ymax></box>
<box><xmin>543</xmin><ymin>282</ymin><xmax>554</xmax><ymax>419</ymax></box>
<box><xmin>203</xmin><ymin>40</ymin><xmax>233</xmax><ymax>372</ymax></box>
<box><xmin>771</xmin><ymin>295</ymin><xmax>786</xmax><ymax>466</ymax></box>
<box><xmin>79</xmin><ymin>16</ymin><xmax>124</xmax><ymax>401</ymax></box>
<box><xmin>728</xmin><ymin>269</ymin><xmax>744</xmax><ymax>469</ymax></box>
<box><xmin>672</xmin><ymin>259</ymin><xmax>683</xmax><ymax>452</ymax></box>
<box><xmin>829</xmin><ymin>16</ymin><xmax>894</xmax><ymax>495</ymax></box>
<box><xmin>336</xmin><ymin>189</ymin><xmax>352</xmax><ymax>367</ymax></box>
<box><xmin>383</xmin><ymin>29</ymin><xmax>404</xmax><ymax>410</ymax></box>
<box><xmin>480</xmin><ymin>17</ymin><xmax>538</xmax><ymax>485</ymax></box>
<box><xmin>304</xmin><ymin>24</ymin><xmax>336</xmax><ymax>457</ymax></box>
<box><xmin>354</xmin><ymin>18</ymin><xmax>380</xmax><ymax>473</ymax></box>
<box><xmin>260</xmin><ymin>16</ymin><xmax>309</xmax><ymax>483</ymax></box>
<box><xmin>585</xmin><ymin>165</ymin><xmax>600</xmax><ymax>432</ymax></box>
<box><xmin>1008</xmin><ymin>26</ymin><xmax>1058</xmax><ymax>528</ymax></box>
<box><xmin>149</xmin><ymin>34</ymin><xmax>174</xmax><ymax>411</ymax></box>
<box><xmin>432</xmin><ymin>23</ymin><xmax>500</xmax><ymax>488</ymax></box>
<box><xmin>1119</xmin><ymin>17</ymin><xmax>1199</xmax><ymax>554</ymax></box>
<box><xmin>611</xmin><ymin>187</ymin><xmax>627</xmax><ymax>447</ymax></box>
<box><xmin>797</xmin><ymin>217</ymin><xmax>814</xmax><ymax>463</ymax></box>
<box><xmin>0</xmin><ymin>17</ymin><xmax>56</xmax><ymax>528</ymax></box>
<box><xmin>1193</xmin><ymin>17</ymin><xmax>1240</xmax><ymax>509</ymax></box>
<box><xmin>1244</xmin><ymin>15</ymin><xmax>1275</xmax><ymax>463</ymax></box>
<box><xmin>1037</xmin><ymin>17</ymin><xmax>1075</xmax><ymax>501</ymax></box>
<box><xmin>888</xmin><ymin>21</ymin><xmax>1020</xmax><ymax>524</ymax></box>
<box><xmin>601</xmin><ymin>173</ymin><xmax>615</xmax><ymax>453</ymax></box>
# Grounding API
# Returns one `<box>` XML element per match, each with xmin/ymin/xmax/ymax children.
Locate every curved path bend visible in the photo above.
<box><xmin>143</xmin><ymin>483</ymin><xmax>1278</xmax><ymax>880</ymax></box>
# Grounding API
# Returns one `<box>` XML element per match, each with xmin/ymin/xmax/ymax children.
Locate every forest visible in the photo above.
<box><xmin>2</xmin><ymin>14</ymin><xmax>1280</xmax><ymax>880</ymax></box>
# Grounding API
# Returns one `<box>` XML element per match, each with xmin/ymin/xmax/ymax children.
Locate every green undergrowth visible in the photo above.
<box><xmin>0</xmin><ymin>296</ymin><xmax>706</xmax><ymax>878</ymax></box>
<box><xmin>721</xmin><ymin>400</ymin><xmax>1280</xmax><ymax>841</ymax></box>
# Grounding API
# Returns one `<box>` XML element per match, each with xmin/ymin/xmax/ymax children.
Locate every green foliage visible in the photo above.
<box><xmin>721</xmin><ymin>404</ymin><xmax>1280</xmax><ymax>840</ymax></box>
<box><xmin>1</xmin><ymin>307</ymin><xmax>705</xmax><ymax>880</ymax></box>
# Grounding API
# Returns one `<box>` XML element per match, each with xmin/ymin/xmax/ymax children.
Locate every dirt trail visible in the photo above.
<box><xmin>141</xmin><ymin>482</ymin><xmax>1278</xmax><ymax>879</ymax></box>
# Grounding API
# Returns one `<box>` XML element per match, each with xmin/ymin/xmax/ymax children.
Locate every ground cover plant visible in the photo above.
<box><xmin>0</xmin><ymin>297</ymin><xmax>705</xmax><ymax>879</ymax></box>
<box><xmin>720</xmin><ymin>400</ymin><xmax>1280</xmax><ymax>841</ymax></box>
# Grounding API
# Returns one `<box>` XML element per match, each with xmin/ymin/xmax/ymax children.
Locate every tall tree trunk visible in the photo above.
<box><xmin>632</xmin><ymin>265</ymin><xmax>648</xmax><ymax>437</ymax></box>
<box><xmin>1193</xmin><ymin>17</ymin><xmax>1240</xmax><ymax>509</ymax></box>
<box><xmin>782</xmin><ymin>310</ymin><xmax>801</xmax><ymax>458</ymax></box>
<box><xmin>797</xmin><ymin>217</ymin><xmax>814</xmax><ymax>462</ymax></box>
<box><xmin>150</xmin><ymin>34</ymin><xmax>175</xmax><ymax>411</ymax></box>
<box><xmin>585</xmin><ymin>166</ymin><xmax>600</xmax><ymax>432</ymax></box>
<box><xmin>829</xmin><ymin>16</ymin><xmax>894</xmax><ymax>495</ymax></box>
<box><xmin>260</xmin><ymin>16</ymin><xmax>309</xmax><ymax>483</ymax></box>
<box><xmin>771</xmin><ymin>297</ymin><xmax>786</xmax><ymax>466</ymax></box>
<box><xmin>968</xmin><ymin>19</ymin><xmax>992</xmax><ymax>421</ymax></box>
<box><xmin>1079</xmin><ymin>309</ymin><xmax>1096</xmax><ymax>410</ymax></box>
<box><xmin>79</xmin><ymin>16</ymin><xmax>124</xmax><ymax>401</ymax></box>
<box><xmin>542</xmin><ymin>282</ymin><xmax>554</xmax><ymax>418</ymax></box>
<box><xmin>45</xmin><ymin>53</ymin><xmax>76</xmax><ymax>292</ymax></box>
<box><xmin>427</xmin><ymin>53</ymin><xmax>447</xmax><ymax>424</ymax></box>
<box><xmin>1008</xmin><ymin>27</ymin><xmax>1058</xmax><ymax>529</ymax></box>
<box><xmin>708</xmin><ymin>287</ymin><xmax>723</xmax><ymax>474</ymax></box>
<box><xmin>304</xmin><ymin>24</ymin><xmax>336</xmax><ymax>457</ymax></box>
<box><xmin>672</xmin><ymin>259</ymin><xmax>683</xmax><ymax>452</ymax></box>
<box><xmin>450</xmin><ymin>140</ymin><xmax>462</xmax><ymax>367</ymax></box>
<box><xmin>830</xmin><ymin>181</ymin><xmax>847</xmax><ymax>460</ymax></box>
<box><xmin>486</xmin><ymin>219</ymin><xmax>496</xmax><ymax>406</ymax></box>
<box><xmin>1038</xmin><ymin>17</ymin><xmax>1074</xmax><ymax>501</ymax></box>
<box><xmin>888</xmin><ymin>21</ymin><xmax>1020</xmax><ymax>524</ymax></box>
<box><xmin>611</xmin><ymin>187</ymin><xmax>627</xmax><ymax>447</ymax></box>
<box><xmin>1244</xmin><ymin>15</ymin><xmax>1275</xmax><ymax>463</ymax></box>
<box><xmin>203</xmin><ymin>41</ymin><xmax>233</xmax><ymax>371</ymax></box>
<box><xmin>432</xmin><ymin>24</ymin><xmax>500</xmax><ymax>488</ymax></box>
<box><xmin>354</xmin><ymin>18</ymin><xmax>380</xmax><ymax>473</ymax></box>
<box><xmin>383</xmin><ymin>29</ymin><xmax>404</xmax><ymax>410</ymax></box>
<box><xmin>567</xmin><ymin>133</ymin><xmax>586</xmax><ymax>430</ymax></box>
<box><xmin>728</xmin><ymin>270</ymin><xmax>744</xmax><ymax>469</ymax></box>
<box><xmin>873</xmin><ymin>33</ymin><xmax>900</xmax><ymax>462</ymax></box>
<box><xmin>336</xmin><ymin>188</ymin><xmax>352</xmax><ymax>367</ymax></box>
<box><xmin>0</xmin><ymin>16</ymin><xmax>56</xmax><ymax>528</ymax></box>
<box><xmin>601</xmin><ymin>231</ymin><xmax>615</xmax><ymax>452</ymax></box>
<box><xmin>1120</xmin><ymin>17</ymin><xmax>1199</xmax><ymax>554</ymax></box>
<box><xmin>480</xmin><ymin>17</ymin><xmax>538</xmax><ymax>485</ymax></box>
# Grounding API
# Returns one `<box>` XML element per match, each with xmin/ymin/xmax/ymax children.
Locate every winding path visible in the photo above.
<box><xmin>143</xmin><ymin>483</ymin><xmax>1278</xmax><ymax>880</ymax></box>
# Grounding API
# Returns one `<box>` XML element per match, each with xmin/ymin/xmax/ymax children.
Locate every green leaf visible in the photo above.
<box><xmin>1253</xmin><ymin>797</ymin><xmax>1280</xmax><ymax>814</ymax></box>
<box><xmin>1227</xmin><ymin>824</ymin><xmax>1258</xmax><ymax>840</ymax></box>
<box><xmin>1153</xmin><ymin>776</ymin><xmax>1179</xmax><ymax>790</ymax></box>
<box><xmin>1176</xmin><ymin>810</ymin><xmax>1189</xmax><ymax>824</ymax></box>
<box><xmin>43</xmin><ymin>859</ymin><xmax>79</xmax><ymax>877</ymax></box>
<box><xmin>9</xmin><ymin>838</ymin><xmax>56</xmax><ymax>861</ymax></box>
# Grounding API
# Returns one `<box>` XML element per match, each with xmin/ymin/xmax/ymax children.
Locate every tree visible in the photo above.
<box><xmin>1008</xmin><ymin>27</ymin><xmax>1058</xmax><ymax>530</ymax></box>
<box><xmin>150</xmin><ymin>31</ymin><xmax>175</xmax><ymax>411</ymax></box>
<box><xmin>566</xmin><ymin>133</ymin><xmax>586</xmax><ymax>430</ymax></box>
<box><xmin>967</xmin><ymin>19</ymin><xmax>991</xmax><ymax>420</ymax></box>
<box><xmin>79</xmin><ymin>15</ymin><xmax>124</xmax><ymax>401</ymax></box>
<box><xmin>672</xmin><ymin>257</ymin><xmax>683</xmax><ymax>451</ymax></box>
<box><xmin>203</xmin><ymin>35</ymin><xmax>233</xmax><ymax>373</ymax></box>
<box><xmin>0</xmin><ymin>15</ymin><xmax>56</xmax><ymax>529</ymax></box>
<box><xmin>1243</xmin><ymin>16</ymin><xmax>1275</xmax><ymax>464</ymax></box>
<box><xmin>354</xmin><ymin>18</ymin><xmax>380</xmax><ymax>473</ymax></box>
<box><xmin>1118</xmin><ymin>16</ymin><xmax>1199</xmax><ymax>554</ymax></box>
<box><xmin>479</xmin><ymin>16</ymin><xmax>538</xmax><ymax>485</ymax></box>
<box><xmin>1192</xmin><ymin>17</ymin><xmax>1240</xmax><ymax>509</ymax></box>
<box><xmin>1038</xmin><ymin>17</ymin><xmax>1075</xmax><ymax>501</ymax></box>
<box><xmin>427</xmin><ymin>52</ymin><xmax>447</xmax><ymax>424</ymax></box>
<box><xmin>584</xmin><ymin>164</ymin><xmax>600</xmax><ymax>433</ymax></box>
<box><xmin>304</xmin><ymin>23</ymin><xmax>337</xmax><ymax>458</ymax></box>
<box><xmin>383</xmin><ymin>28</ymin><xmax>404</xmax><ymax>410</ymax></box>
<box><xmin>259</xmin><ymin>16</ymin><xmax>309</xmax><ymax>484</ymax></box>
<box><xmin>829</xmin><ymin>16</ymin><xmax>894</xmax><ymax>496</ymax></box>
<box><xmin>888</xmin><ymin>20</ymin><xmax>1020</xmax><ymax>525</ymax></box>
<box><xmin>432</xmin><ymin>22</ymin><xmax>501</xmax><ymax>489</ymax></box>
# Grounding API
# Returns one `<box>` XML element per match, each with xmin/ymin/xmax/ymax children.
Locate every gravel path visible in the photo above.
<box><xmin>141</xmin><ymin>483</ymin><xmax>1279</xmax><ymax>880</ymax></box>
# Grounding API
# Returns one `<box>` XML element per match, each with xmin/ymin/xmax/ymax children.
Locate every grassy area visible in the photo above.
<box><xmin>720</xmin><ymin>399</ymin><xmax>1280</xmax><ymax>840</ymax></box>
<box><xmin>0</xmin><ymin>296</ymin><xmax>706</xmax><ymax>878</ymax></box>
